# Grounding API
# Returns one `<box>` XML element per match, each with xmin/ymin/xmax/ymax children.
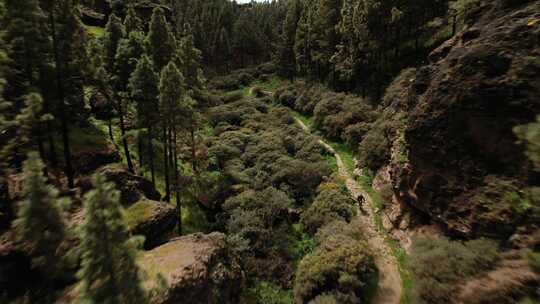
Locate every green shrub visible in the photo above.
<box><xmin>343</xmin><ymin>122</ymin><xmax>370</xmax><ymax>148</ymax></box>
<box><xmin>294</xmin><ymin>241</ymin><xmax>376</xmax><ymax>304</ymax></box>
<box><xmin>245</xmin><ymin>281</ymin><xmax>293</xmax><ymax>304</ymax></box>
<box><xmin>300</xmin><ymin>183</ymin><xmax>356</xmax><ymax>234</ymax></box>
<box><xmin>222</xmin><ymin>91</ymin><xmax>244</xmax><ymax>103</ymax></box>
<box><xmin>315</xmin><ymin>220</ymin><xmax>363</xmax><ymax>249</ymax></box>
<box><xmin>357</xmin><ymin>125</ymin><xmax>391</xmax><ymax>173</ymax></box>
<box><xmin>410</xmin><ymin>236</ymin><xmax>500</xmax><ymax>304</ymax></box>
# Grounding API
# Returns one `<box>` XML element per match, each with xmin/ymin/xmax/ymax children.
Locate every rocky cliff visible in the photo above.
<box><xmin>373</xmin><ymin>0</ymin><xmax>540</xmax><ymax>240</ymax></box>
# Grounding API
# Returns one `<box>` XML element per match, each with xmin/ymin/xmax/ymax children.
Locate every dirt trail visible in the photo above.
<box><xmin>295</xmin><ymin>117</ymin><xmax>402</xmax><ymax>304</ymax></box>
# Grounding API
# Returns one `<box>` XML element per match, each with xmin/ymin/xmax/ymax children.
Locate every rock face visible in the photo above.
<box><xmin>72</xmin><ymin>145</ymin><xmax>121</xmax><ymax>175</ymax></box>
<box><xmin>125</xmin><ymin>200</ymin><xmax>177</xmax><ymax>249</ymax></box>
<box><xmin>97</xmin><ymin>164</ymin><xmax>161</xmax><ymax>205</ymax></box>
<box><xmin>139</xmin><ymin>232</ymin><xmax>244</xmax><ymax>304</ymax></box>
<box><xmin>385</xmin><ymin>0</ymin><xmax>540</xmax><ymax>238</ymax></box>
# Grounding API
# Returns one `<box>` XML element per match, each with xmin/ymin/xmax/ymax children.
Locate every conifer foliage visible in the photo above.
<box><xmin>129</xmin><ymin>55</ymin><xmax>159</xmax><ymax>186</ymax></box>
<box><xmin>77</xmin><ymin>174</ymin><xmax>148</xmax><ymax>304</ymax></box>
<box><xmin>13</xmin><ymin>152</ymin><xmax>67</xmax><ymax>274</ymax></box>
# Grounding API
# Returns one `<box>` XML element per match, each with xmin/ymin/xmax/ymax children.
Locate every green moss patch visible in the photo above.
<box><xmin>124</xmin><ymin>200</ymin><xmax>155</xmax><ymax>229</ymax></box>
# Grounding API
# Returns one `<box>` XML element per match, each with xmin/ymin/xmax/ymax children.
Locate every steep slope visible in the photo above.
<box><xmin>374</xmin><ymin>0</ymin><xmax>540</xmax><ymax>239</ymax></box>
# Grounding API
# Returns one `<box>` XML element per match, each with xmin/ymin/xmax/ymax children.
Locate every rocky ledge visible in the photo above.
<box><xmin>139</xmin><ymin>232</ymin><xmax>244</xmax><ymax>304</ymax></box>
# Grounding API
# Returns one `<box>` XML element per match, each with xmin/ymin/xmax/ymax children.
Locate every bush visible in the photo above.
<box><xmin>410</xmin><ymin>235</ymin><xmax>500</xmax><ymax>304</ymax></box>
<box><xmin>315</xmin><ymin>219</ymin><xmax>363</xmax><ymax>249</ymax></box>
<box><xmin>357</xmin><ymin>125</ymin><xmax>391</xmax><ymax>173</ymax></box>
<box><xmin>244</xmin><ymin>281</ymin><xmax>293</xmax><ymax>304</ymax></box>
<box><xmin>275</xmin><ymin>89</ymin><xmax>297</xmax><ymax>108</ymax></box>
<box><xmin>294</xmin><ymin>241</ymin><xmax>376</xmax><ymax>304</ymax></box>
<box><xmin>300</xmin><ymin>183</ymin><xmax>356</xmax><ymax>234</ymax></box>
<box><xmin>222</xmin><ymin>91</ymin><xmax>244</xmax><ymax>103</ymax></box>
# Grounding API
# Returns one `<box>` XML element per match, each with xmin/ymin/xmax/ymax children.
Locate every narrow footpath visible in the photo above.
<box><xmin>295</xmin><ymin>117</ymin><xmax>402</xmax><ymax>304</ymax></box>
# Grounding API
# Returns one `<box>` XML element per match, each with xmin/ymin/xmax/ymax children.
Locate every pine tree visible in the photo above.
<box><xmin>41</xmin><ymin>0</ymin><xmax>85</xmax><ymax>188</ymax></box>
<box><xmin>159</xmin><ymin>62</ymin><xmax>186</xmax><ymax>229</ymax></box>
<box><xmin>4</xmin><ymin>0</ymin><xmax>48</xmax><ymax>93</ymax></box>
<box><xmin>275</xmin><ymin>0</ymin><xmax>301</xmax><ymax>80</ymax></box>
<box><xmin>15</xmin><ymin>93</ymin><xmax>52</xmax><ymax>162</ymax></box>
<box><xmin>217</xmin><ymin>27</ymin><xmax>232</xmax><ymax>73</ymax></box>
<box><xmin>332</xmin><ymin>0</ymin><xmax>360</xmax><ymax>88</ymax></box>
<box><xmin>294</xmin><ymin>2</ymin><xmax>313</xmax><ymax>77</ymax></box>
<box><xmin>115</xmin><ymin>31</ymin><xmax>146</xmax><ymax>171</ymax></box>
<box><xmin>103</xmin><ymin>13</ymin><xmax>125</xmax><ymax>74</ymax></box>
<box><xmin>312</xmin><ymin>0</ymin><xmax>342</xmax><ymax>82</ymax></box>
<box><xmin>178</xmin><ymin>23</ymin><xmax>205</xmax><ymax>91</ymax></box>
<box><xmin>0</xmin><ymin>23</ymin><xmax>13</xmax><ymax>222</ymax></box>
<box><xmin>129</xmin><ymin>55</ymin><xmax>159</xmax><ymax>186</ymax></box>
<box><xmin>77</xmin><ymin>174</ymin><xmax>148</xmax><ymax>304</ymax></box>
<box><xmin>107</xmin><ymin>0</ymin><xmax>127</xmax><ymax>16</ymax></box>
<box><xmin>12</xmin><ymin>152</ymin><xmax>67</xmax><ymax>275</ymax></box>
<box><xmin>104</xmin><ymin>14</ymin><xmax>136</xmax><ymax>173</ymax></box>
<box><xmin>147</xmin><ymin>7</ymin><xmax>176</xmax><ymax>73</ymax></box>
<box><xmin>4</xmin><ymin>0</ymin><xmax>58</xmax><ymax>165</ymax></box>
<box><xmin>123</xmin><ymin>5</ymin><xmax>142</xmax><ymax>34</ymax></box>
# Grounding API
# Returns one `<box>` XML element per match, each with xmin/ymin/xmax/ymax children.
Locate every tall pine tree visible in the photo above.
<box><xmin>13</xmin><ymin>152</ymin><xmax>67</xmax><ymax>276</ymax></box>
<box><xmin>104</xmin><ymin>13</ymin><xmax>135</xmax><ymax>173</ymax></box>
<box><xmin>77</xmin><ymin>174</ymin><xmax>148</xmax><ymax>304</ymax></box>
<box><xmin>275</xmin><ymin>0</ymin><xmax>301</xmax><ymax>80</ymax></box>
<box><xmin>147</xmin><ymin>7</ymin><xmax>176</xmax><ymax>73</ymax></box>
<box><xmin>129</xmin><ymin>55</ymin><xmax>159</xmax><ymax>186</ymax></box>
<box><xmin>123</xmin><ymin>5</ymin><xmax>142</xmax><ymax>34</ymax></box>
<box><xmin>159</xmin><ymin>61</ymin><xmax>186</xmax><ymax>229</ymax></box>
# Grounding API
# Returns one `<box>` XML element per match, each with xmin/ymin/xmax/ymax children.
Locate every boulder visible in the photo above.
<box><xmin>72</xmin><ymin>145</ymin><xmax>121</xmax><ymax>175</ymax></box>
<box><xmin>97</xmin><ymin>164</ymin><xmax>161</xmax><ymax>205</ymax></box>
<box><xmin>139</xmin><ymin>232</ymin><xmax>244</xmax><ymax>304</ymax></box>
<box><xmin>125</xmin><ymin>199</ymin><xmax>177</xmax><ymax>249</ymax></box>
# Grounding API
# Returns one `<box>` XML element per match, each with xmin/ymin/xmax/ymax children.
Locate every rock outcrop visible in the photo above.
<box><xmin>139</xmin><ymin>232</ymin><xmax>244</xmax><ymax>304</ymax></box>
<box><xmin>125</xmin><ymin>199</ymin><xmax>177</xmax><ymax>249</ymax></box>
<box><xmin>379</xmin><ymin>0</ymin><xmax>540</xmax><ymax>239</ymax></box>
<box><xmin>96</xmin><ymin>164</ymin><xmax>161</xmax><ymax>205</ymax></box>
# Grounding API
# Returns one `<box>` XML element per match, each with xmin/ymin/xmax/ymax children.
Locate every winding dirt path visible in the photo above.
<box><xmin>295</xmin><ymin>117</ymin><xmax>402</xmax><ymax>304</ymax></box>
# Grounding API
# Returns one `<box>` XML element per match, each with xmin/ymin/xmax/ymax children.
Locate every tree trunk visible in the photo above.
<box><xmin>163</xmin><ymin>125</ymin><xmax>170</xmax><ymax>202</ymax></box>
<box><xmin>45</xmin><ymin>120</ymin><xmax>57</xmax><ymax>166</ymax></box>
<box><xmin>108</xmin><ymin>117</ymin><xmax>114</xmax><ymax>141</ymax></box>
<box><xmin>173</xmin><ymin>127</ymin><xmax>181</xmax><ymax>235</ymax></box>
<box><xmin>148</xmin><ymin>125</ymin><xmax>155</xmax><ymax>187</ymax></box>
<box><xmin>190</xmin><ymin>121</ymin><xmax>197</xmax><ymax>174</ymax></box>
<box><xmin>138</xmin><ymin>133</ymin><xmax>143</xmax><ymax>172</ymax></box>
<box><xmin>36</xmin><ymin>129</ymin><xmax>47</xmax><ymax>177</ymax></box>
<box><xmin>49</xmin><ymin>6</ymin><xmax>74</xmax><ymax>188</ymax></box>
<box><xmin>117</xmin><ymin>96</ymin><xmax>133</xmax><ymax>173</ymax></box>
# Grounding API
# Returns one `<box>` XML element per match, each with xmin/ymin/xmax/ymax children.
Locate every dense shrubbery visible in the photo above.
<box><xmin>225</xmin><ymin>187</ymin><xmax>293</xmax><ymax>254</ymax></box>
<box><xmin>207</xmin><ymin>95</ymin><xmax>332</xmax><ymax>285</ymax></box>
<box><xmin>209</xmin><ymin>63</ymin><xmax>277</xmax><ymax>91</ymax></box>
<box><xmin>274</xmin><ymin>82</ymin><xmax>378</xmax><ymax>152</ymax></box>
<box><xmin>410</xmin><ymin>235</ymin><xmax>501</xmax><ymax>304</ymax></box>
<box><xmin>300</xmin><ymin>182</ymin><xmax>356</xmax><ymax>234</ymax></box>
<box><xmin>294</xmin><ymin>234</ymin><xmax>375</xmax><ymax>304</ymax></box>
